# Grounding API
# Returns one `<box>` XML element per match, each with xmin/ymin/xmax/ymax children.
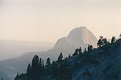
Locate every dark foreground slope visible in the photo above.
<box><xmin>15</xmin><ymin>38</ymin><xmax>121</xmax><ymax>80</ymax></box>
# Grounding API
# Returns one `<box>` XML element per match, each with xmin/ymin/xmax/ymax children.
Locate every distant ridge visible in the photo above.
<box><xmin>54</xmin><ymin>27</ymin><xmax>97</xmax><ymax>57</ymax></box>
<box><xmin>0</xmin><ymin>26</ymin><xmax>97</xmax><ymax>80</ymax></box>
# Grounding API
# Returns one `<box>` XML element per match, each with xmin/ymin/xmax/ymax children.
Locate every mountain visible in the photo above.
<box><xmin>14</xmin><ymin>36</ymin><xmax>121</xmax><ymax>80</ymax></box>
<box><xmin>0</xmin><ymin>70</ymin><xmax>9</xmax><ymax>80</ymax></box>
<box><xmin>0</xmin><ymin>40</ymin><xmax>53</xmax><ymax>80</ymax></box>
<box><xmin>0</xmin><ymin>27</ymin><xmax>97</xmax><ymax>80</ymax></box>
<box><xmin>0</xmin><ymin>40</ymin><xmax>53</xmax><ymax>61</ymax></box>
<box><xmin>54</xmin><ymin>27</ymin><xmax>97</xmax><ymax>57</ymax></box>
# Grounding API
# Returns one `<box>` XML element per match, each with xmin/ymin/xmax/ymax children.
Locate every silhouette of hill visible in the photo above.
<box><xmin>0</xmin><ymin>27</ymin><xmax>97</xmax><ymax>80</ymax></box>
<box><xmin>14</xmin><ymin>36</ymin><xmax>121</xmax><ymax>80</ymax></box>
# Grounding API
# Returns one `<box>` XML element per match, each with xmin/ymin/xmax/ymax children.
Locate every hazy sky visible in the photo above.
<box><xmin>0</xmin><ymin>0</ymin><xmax>121</xmax><ymax>43</ymax></box>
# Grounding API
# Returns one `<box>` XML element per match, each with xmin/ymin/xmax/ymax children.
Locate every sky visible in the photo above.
<box><xmin>0</xmin><ymin>0</ymin><xmax>121</xmax><ymax>43</ymax></box>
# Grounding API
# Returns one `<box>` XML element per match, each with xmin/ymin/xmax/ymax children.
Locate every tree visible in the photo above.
<box><xmin>31</xmin><ymin>55</ymin><xmax>40</xmax><ymax>79</ymax></box>
<box><xmin>68</xmin><ymin>54</ymin><xmax>71</xmax><ymax>58</ymax></box>
<box><xmin>97</xmin><ymin>36</ymin><xmax>109</xmax><ymax>47</ymax></box>
<box><xmin>46</xmin><ymin>58</ymin><xmax>51</xmax><ymax>66</ymax></box>
<box><xmin>111</xmin><ymin>36</ymin><xmax>116</xmax><ymax>43</ymax></box>
<box><xmin>52</xmin><ymin>61</ymin><xmax>56</xmax><ymax>65</ymax></box>
<box><xmin>31</xmin><ymin>55</ymin><xmax>39</xmax><ymax>68</ymax></box>
<box><xmin>41</xmin><ymin>60</ymin><xmax>45</xmax><ymax>70</ymax></box>
<box><xmin>97</xmin><ymin>39</ymin><xmax>102</xmax><ymax>47</ymax></box>
<box><xmin>87</xmin><ymin>45</ymin><xmax>93</xmax><ymax>51</ymax></box>
<box><xmin>73</xmin><ymin>49</ymin><xmax>79</xmax><ymax>56</ymax></box>
<box><xmin>79</xmin><ymin>47</ymin><xmax>83</xmax><ymax>58</ymax></box>
<box><xmin>79</xmin><ymin>47</ymin><xmax>82</xmax><ymax>54</ymax></box>
<box><xmin>97</xmin><ymin>36</ymin><xmax>104</xmax><ymax>47</ymax></box>
<box><xmin>103</xmin><ymin>38</ymin><xmax>108</xmax><ymax>45</ymax></box>
<box><xmin>26</xmin><ymin>63</ymin><xmax>31</xmax><ymax>77</ymax></box>
<box><xmin>38</xmin><ymin>58</ymin><xmax>42</xmax><ymax>69</ymax></box>
<box><xmin>84</xmin><ymin>48</ymin><xmax>87</xmax><ymax>53</ymax></box>
<box><xmin>27</xmin><ymin>63</ymin><xmax>31</xmax><ymax>73</ymax></box>
<box><xmin>58</xmin><ymin>53</ymin><xmax>63</xmax><ymax>62</ymax></box>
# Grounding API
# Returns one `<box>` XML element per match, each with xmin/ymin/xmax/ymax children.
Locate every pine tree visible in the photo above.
<box><xmin>39</xmin><ymin>58</ymin><xmax>42</xmax><ymax>67</ymax></box>
<box><xmin>41</xmin><ymin>60</ymin><xmax>45</xmax><ymax>69</ymax></box>
<box><xmin>26</xmin><ymin>63</ymin><xmax>31</xmax><ymax>78</ymax></box>
<box><xmin>31</xmin><ymin>55</ymin><xmax>39</xmax><ymax>68</ymax></box>
<box><xmin>68</xmin><ymin>54</ymin><xmax>71</xmax><ymax>58</ymax></box>
<box><xmin>46</xmin><ymin>58</ymin><xmax>51</xmax><ymax>66</ymax></box>
<box><xmin>111</xmin><ymin>36</ymin><xmax>116</xmax><ymax>43</ymax></box>
<box><xmin>73</xmin><ymin>49</ymin><xmax>79</xmax><ymax>56</ymax></box>
<box><xmin>58</xmin><ymin>53</ymin><xmax>63</xmax><ymax>62</ymax></box>
<box><xmin>31</xmin><ymin>55</ymin><xmax>40</xmax><ymax>79</ymax></box>
<box><xmin>38</xmin><ymin>58</ymin><xmax>42</xmax><ymax>73</ymax></box>
<box><xmin>103</xmin><ymin>38</ymin><xmax>108</xmax><ymax>45</ymax></box>
<box><xmin>84</xmin><ymin>48</ymin><xmax>87</xmax><ymax>53</ymax></box>
<box><xmin>87</xmin><ymin>45</ymin><xmax>93</xmax><ymax>51</ymax></box>
<box><xmin>97</xmin><ymin>36</ymin><xmax>104</xmax><ymax>47</ymax></box>
<box><xmin>79</xmin><ymin>47</ymin><xmax>82</xmax><ymax>54</ymax></box>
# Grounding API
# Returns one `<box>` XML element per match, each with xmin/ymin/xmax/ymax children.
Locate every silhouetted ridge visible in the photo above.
<box><xmin>14</xmin><ymin>35</ymin><xmax>121</xmax><ymax>80</ymax></box>
<box><xmin>0</xmin><ymin>27</ymin><xmax>98</xmax><ymax>80</ymax></box>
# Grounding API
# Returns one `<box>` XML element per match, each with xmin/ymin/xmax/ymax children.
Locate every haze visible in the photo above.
<box><xmin>0</xmin><ymin>0</ymin><xmax>121</xmax><ymax>43</ymax></box>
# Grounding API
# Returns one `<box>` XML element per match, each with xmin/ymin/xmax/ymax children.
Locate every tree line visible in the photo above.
<box><xmin>14</xmin><ymin>34</ymin><xmax>121</xmax><ymax>80</ymax></box>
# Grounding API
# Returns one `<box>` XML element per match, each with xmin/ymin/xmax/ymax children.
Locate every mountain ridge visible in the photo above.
<box><xmin>0</xmin><ymin>27</ymin><xmax>97</xmax><ymax>80</ymax></box>
<box><xmin>14</xmin><ymin>35</ymin><xmax>121</xmax><ymax>80</ymax></box>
